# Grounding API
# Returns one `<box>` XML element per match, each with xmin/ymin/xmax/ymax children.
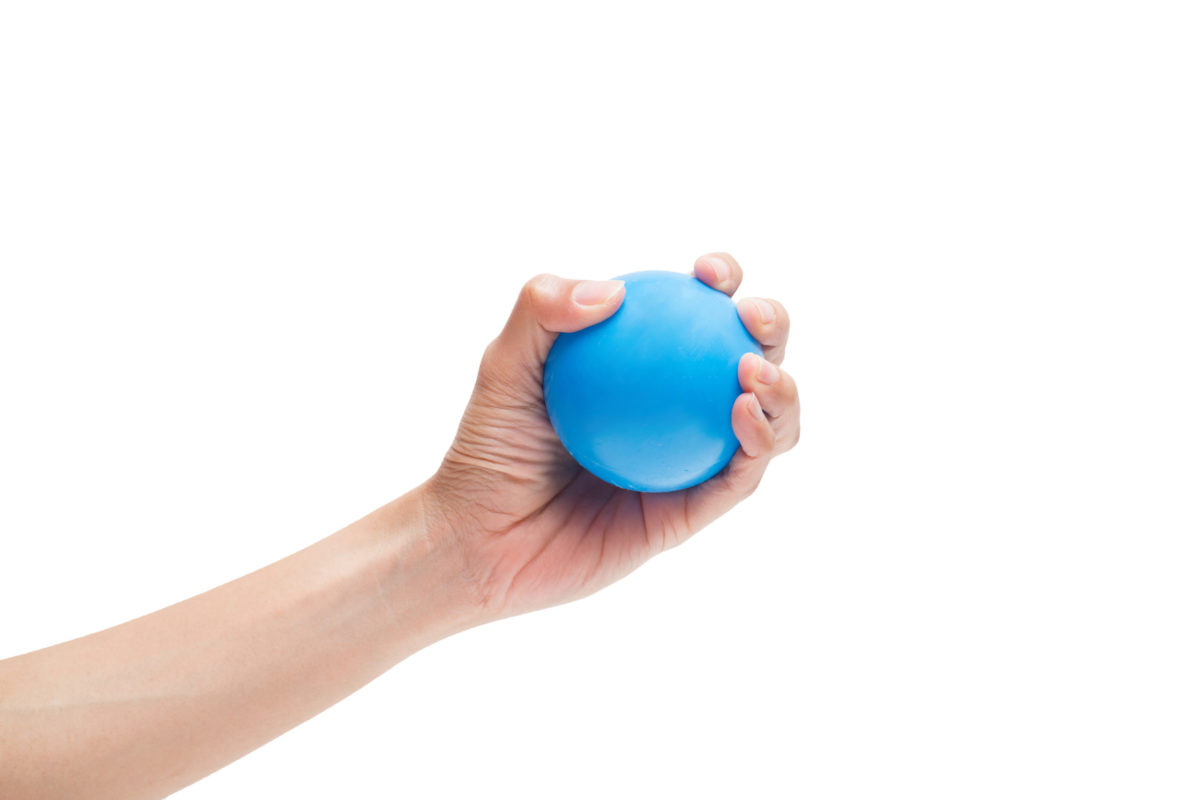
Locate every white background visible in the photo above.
<box><xmin>1</xmin><ymin>1</ymin><xmax>1197</xmax><ymax>798</ymax></box>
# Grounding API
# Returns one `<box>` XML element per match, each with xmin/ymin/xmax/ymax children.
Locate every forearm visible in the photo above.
<box><xmin>0</xmin><ymin>487</ymin><xmax>472</xmax><ymax>800</ymax></box>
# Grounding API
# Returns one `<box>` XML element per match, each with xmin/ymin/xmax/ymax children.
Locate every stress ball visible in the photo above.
<box><xmin>543</xmin><ymin>270</ymin><xmax>761</xmax><ymax>493</ymax></box>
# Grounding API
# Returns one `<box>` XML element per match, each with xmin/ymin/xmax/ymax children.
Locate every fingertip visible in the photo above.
<box><xmin>731</xmin><ymin>392</ymin><xmax>773</xmax><ymax>458</ymax></box>
<box><xmin>747</xmin><ymin>393</ymin><xmax>767</xmax><ymax>422</ymax></box>
<box><xmin>569</xmin><ymin>280</ymin><xmax>624</xmax><ymax>331</ymax></box>
<box><xmin>737</xmin><ymin>352</ymin><xmax>761</xmax><ymax>390</ymax></box>
<box><xmin>571</xmin><ymin>279</ymin><xmax>625</xmax><ymax>308</ymax></box>
<box><xmin>737</xmin><ymin>297</ymin><xmax>776</xmax><ymax>329</ymax></box>
<box><xmin>736</xmin><ymin>300</ymin><xmax>757</xmax><ymax>340</ymax></box>
<box><xmin>737</xmin><ymin>296</ymin><xmax>790</xmax><ymax>357</ymax></box>
<box><xmin>693</xmin><ymin>252</ymin><xmax>742</xmax><ymax>296</ymax></box>
<box><xmin>694</xmin><ymin>256</ymin><xmax>729</xmax><ymax>288</ymax></box>
<box><xmin>525</xmin><ymin>278</ymin><xmax>622</xmax><ymax>335</ymax></box>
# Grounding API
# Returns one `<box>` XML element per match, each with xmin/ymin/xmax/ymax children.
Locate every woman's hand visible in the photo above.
<box><xmin>426</xmin><ymin>253</ymin><xmax>800</xmax><ymax>621</ymax></box>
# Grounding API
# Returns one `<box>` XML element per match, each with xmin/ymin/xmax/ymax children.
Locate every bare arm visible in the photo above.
<box><xmin>0</xmin><ymin>490</ymin><xmax>471</xmax><ymax>799</ymax></box>
<box><xmin>0</xmin><ymin>253</ymin><xmax>799</xmax><ymax>799</ymax></box>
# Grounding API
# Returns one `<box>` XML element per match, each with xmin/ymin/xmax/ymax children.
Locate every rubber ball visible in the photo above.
<box><xmin>543</xmin><ymin>270</ymin><xmax>762</xmax><ymax>493</ymax></box>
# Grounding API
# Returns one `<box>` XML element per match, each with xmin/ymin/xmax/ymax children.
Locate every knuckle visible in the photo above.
<box><xmin>520</xmin><ymin>273</ymin><xmax>557</xmax><ymax>306</ymax></box>
<box><xmin>476</xmin><ymin>338</ymin><xmax>506</xmax><ymax>385</ymax></box>
<box><xmin>481</xmin><ymin>336</ymin><xmax>502</xmax><ymax>367</ymax></box>
<box><xmin>741</xmin><ymin>471</ymin><xmax>764</xmax><ymax>500</ymax></box>
<box><xmin>781</xmin><ymin>416</ymin><xmax>801</xmax><ymax>450</ymax></box>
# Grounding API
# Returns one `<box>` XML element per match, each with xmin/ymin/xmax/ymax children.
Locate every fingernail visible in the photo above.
<box><xmin>756</xmin><ymin>356</ymin><xmax>780</xmax><ymax>385</ymax></box>
<box><xmin>573</xmin><ymin>280</ymin><xmax>624</xmax><ymax>306</ymax></box>
<box><xmin>752</xmin><ymin>298</ymin><xmax>776</xmax><ymax>324</ymax></box>
<box><xmin>705</xmin><ymin>258</ymin><xmax>731</xmax><ymax>284</ymax></box>
<box><xmin>749</xmin><ymin>394</ymin><xmax>767</xmax><ymax>420</ymax></box>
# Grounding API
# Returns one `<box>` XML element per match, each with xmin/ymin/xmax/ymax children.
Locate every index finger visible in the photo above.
<box><xmin>692</xmin><ymin>252</ymin><xmax>744</xmax><ymax>297</ymax></box>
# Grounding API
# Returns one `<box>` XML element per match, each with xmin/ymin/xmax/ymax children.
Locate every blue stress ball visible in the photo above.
<box><xmin>543</xmin><ymin>270</ymin><xmax>762</xmax><ymax>493</ymax></box>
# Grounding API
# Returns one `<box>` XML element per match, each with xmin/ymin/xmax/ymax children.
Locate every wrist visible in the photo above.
<box><xmin>361</xmin><ymin>484</ymin><xmax>486</xmax><ymax>654</ymax></box>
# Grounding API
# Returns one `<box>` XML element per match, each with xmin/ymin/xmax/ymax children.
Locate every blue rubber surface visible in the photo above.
<box><xmin>543</xmin><ymin>270</ymin><xmax>762</xmax><ymax>493</ymax></box>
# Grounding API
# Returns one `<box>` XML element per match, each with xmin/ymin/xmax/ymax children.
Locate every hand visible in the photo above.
<box><xmin>0</xmin><ymin>253</ymin><xmax>798</xmax><ymax>800</ymax></box>
<box><xmin>425</xmin><ymin>253</ymin><xmax>800</xmax><ymax>621</ymax></box>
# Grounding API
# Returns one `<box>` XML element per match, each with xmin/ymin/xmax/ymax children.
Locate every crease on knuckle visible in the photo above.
<box><xmin>521</xmin><ymin>273</ymin><xmax>556</xmax><ymax>308</ymax></box>
<box><xmin>741</xmin><ymin>471</ymin><xmax>764</xmax><ymax>500</ymax></box>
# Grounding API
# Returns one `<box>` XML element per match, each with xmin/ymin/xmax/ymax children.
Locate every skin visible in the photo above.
<box><xmin>0</xmin><ymin>253</ymin><xmax>800</xmax><ymax>799</ymax></box>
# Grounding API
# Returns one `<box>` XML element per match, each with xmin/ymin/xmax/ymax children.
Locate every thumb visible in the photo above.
<box><xmin>484</xmin><ymin>273</ymin><xmax>625</xmax><ymax>379</ymax></box>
